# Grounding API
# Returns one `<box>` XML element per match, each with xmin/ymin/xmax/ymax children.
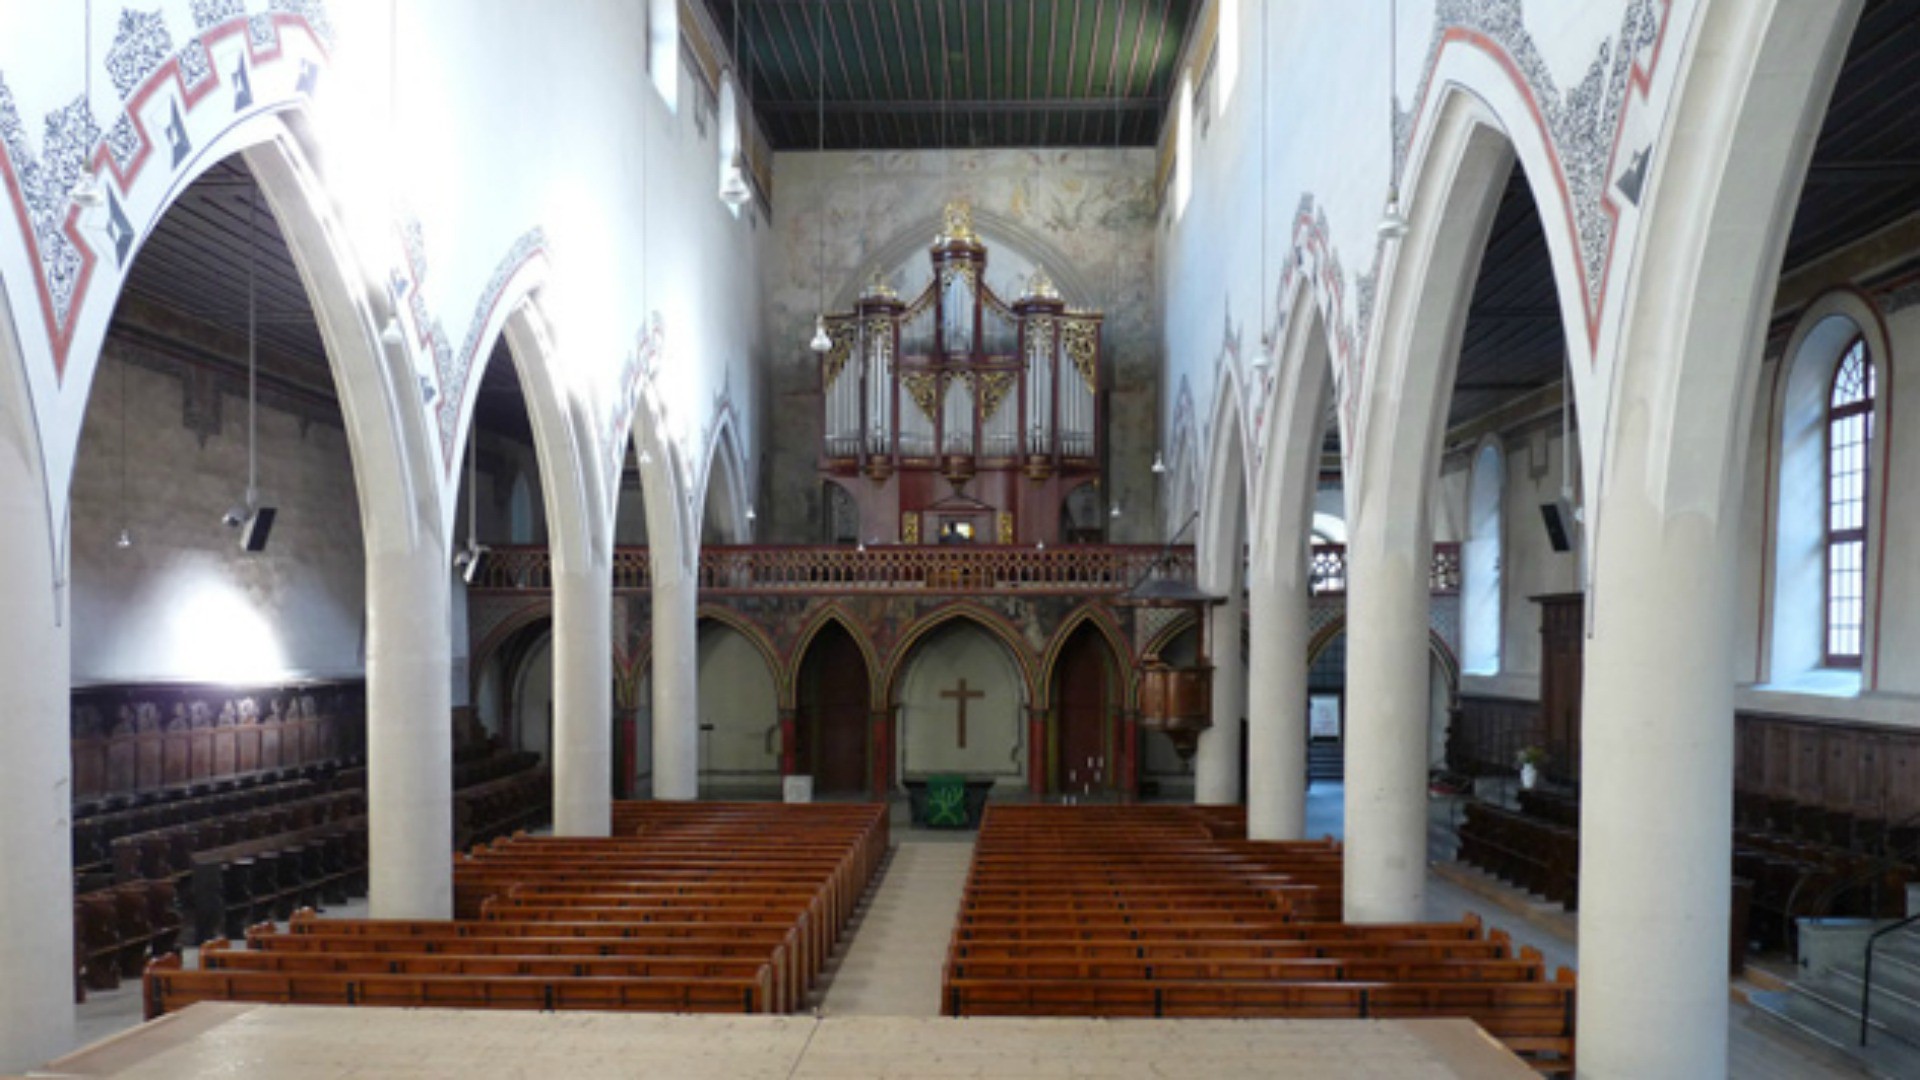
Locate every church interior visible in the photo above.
<box><xmin>4</xmin><ymin>0</ymin><xmax>1920</xmax><ymax>1076</ymax></box>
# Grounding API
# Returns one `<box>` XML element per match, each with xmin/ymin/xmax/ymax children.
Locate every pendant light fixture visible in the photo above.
<box><xmin>453</xmin><ymin>420</ymin><xmax>488</xmax><ymax>584</ymax></box>
<box><xmin>719</xmin><ymin>2</ymin><xmax>752</xmax><ymax>211</ymax></box>
<box><xmin>807</xmin><ymin>0</ymin><xmax>833</xmax><ymax>354</ymax></box>
<box><xmin>1252</xmin><ymin>0</ymin><xmax>1273</xmax><ymax>373</ymax></box>
<box><xmin>1377</xmin><ymin>0</ymin><xmax>1410</xmax><ymax>241</ymax></box>
<box><xmin>115</xmin><ymin>346</ymin><xmax>131</xmax><ymax>548</ymax></box>
<box><xmin>380</xmin><ymin>0</ymin><xmax>407</xmax><ymax>347</ymax></box>
<box><xmin>225</xmin><ymin>184</ymin><xmax>276</xmax><ymax>552</ymax></box>
<box><xmin>71</xmin><ymin>0</ymin><xmax>104</xmax><ymax>210</ymax></box>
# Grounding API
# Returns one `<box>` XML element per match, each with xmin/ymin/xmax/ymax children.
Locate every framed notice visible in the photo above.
<box><xmin>1309</xmin><ymin>694</ymin><xmax>1342</xmax><ymax>740</ymax></box>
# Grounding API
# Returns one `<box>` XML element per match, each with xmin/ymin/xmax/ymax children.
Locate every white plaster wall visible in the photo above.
<box><xmin>696</xmin><ymin>623</ymin><xmax>778</xmax><ymax>778</ymax></box>
<box><xmin>69</xmin><ymin>350</ymin><xmax>364</xmax><ymax>683</ymax></box>
<box><xmin>1451</xmin><ymin>424</ymin><xmax>1580</xmax><ymax>701</ymax></box>
<box><xmin>897</xmin><ymin>624</ymin><xmax>1026</xmax><ymax>781</ymax></box>
<box><xmin>763</xmin><ymin>148</ymin><xmax>1161</xmax><ymax>542</ymax></box>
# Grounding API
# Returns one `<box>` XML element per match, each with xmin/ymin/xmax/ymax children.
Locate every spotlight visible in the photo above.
<box><xmin>809</xmin><ymin>314</ymin><xmax>833</xmax><ymax>354</ymax></box>
<box><xmin>238</xmin><ymin>507</ymin><xmax>276</xmax><ymax>552</ymax></box>
<box><xmin>381</xmin><ymin>315</ymin><xmax>406</xmax><ymax>346</ymax></box>
<box><xmin>71</xmin><ymin>173</ymin><xmax>105</xmax><ymax>209</ymax></box>
<box><xmin>222</xmin><ymin>503</ymin><xmax>250</xmax><ymax>529</ymax></box>
<box><xmin>1110</xmin><ymin>504</ymin><xmax>1122</xmax><ymax>519</ymax></box>
<box><xmin>1151</xmin><ymin>453</ymin><xmax>1166</xmax><ymax>475</ymax></box>
<box><xmin>115</xmin><ymin>528</ymin><xmax>133</xmax><ymax>549</ymax></box>
<box><xmin>1377</xmin><ymin>188</ymin><xmax>1410</xmax><ymax>240</ymax></box>
<box><xmin>745</xmin><ymin>506</ymin><xmax>756</xmax><ymax>523</ymax></box>
<box><xmin>453</xmin><ymin>542</ymin><xmax>488</xmax><ymax>585</ymax></box>
<box><xmin>1252</xmin><ymin>334</ymin><xmax>1274</xmax><ymax>373</ymax></box>
<box><xmin>719</xmin><ymin>153</ymin><xmax>753</xmax><ymax>211</ymax></box>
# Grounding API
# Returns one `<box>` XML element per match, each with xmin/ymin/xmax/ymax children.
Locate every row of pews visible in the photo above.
<box><xmin>143</xmin><ymin>801</ymin><xmax>888</xmax><ymax>1019</ymax></box>
<box><xmin>78</xmin><ymin>745</ymin><xmax>550</xmax><ymax>999</ymax></box>
<box><xmin>941</xmin><ymin>805</ymin><xmax>1576</xmax><ymax>1074</ymax></box>
<box><xmin>1456</xmin><ymin>788</ymin><xmax>1914</xmax><ymax>963</ymax></box>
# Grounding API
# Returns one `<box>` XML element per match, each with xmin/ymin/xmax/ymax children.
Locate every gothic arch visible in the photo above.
<box><xmin>1304</xmin><ymin>616</ymin><xmax>1460</xmax><ymax>694</ymax></box>
<box><xmin>1039</xmin><ymin>606</ymin><xmax>1138</xmax><ymax>712</ymax></box>
<box><xmin>783</xmin><ymin>605</ymin><xmax>884</xmax><ymax>709</ymax></box>
<box><xmin>1250</xmin><ymin>273</ymin><xmax>1340</xmax><ymax>585</ymax></box>
<box><xmin>881</xmin><ymin>603</ymin><xmax>1039</xmax><ymax>708</ymax></box>
<box><xmin>696</xmin><ymin>605</ymin><xmax>782</xmax><ymax>688</ymax></box>
<box><xmin>1197</xmin><ymin>361</ymin><xmax>1252</xmax><ymax>591</ymax></box>
<box><xmin>832</xmin><ymin>206</ymin><xmax>1099</xmax><ymax>310</ymax></box>
<box><xmin>699</xmin><ymin>408</ymin><xmax>753</xmax><ymax>546</ymax></box>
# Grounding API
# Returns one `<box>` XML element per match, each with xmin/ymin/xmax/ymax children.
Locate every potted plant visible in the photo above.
<box><xmin>1516</xmin><ymin>746</ymin><xmax>1548</xmax><ymax>790</ymax></box>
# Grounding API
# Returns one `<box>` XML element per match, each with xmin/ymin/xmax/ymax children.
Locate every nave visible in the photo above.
<box><xmin>46</xmin><ymin>788</ymin><xmax>1867</xmax><ymax>1079</ymax></box>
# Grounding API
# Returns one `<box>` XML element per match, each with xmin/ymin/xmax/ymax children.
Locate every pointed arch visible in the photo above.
<box><xmin>881</xmin><ymin>602</ymin><xmax>1039</xmax><ymax>707</ymax></box>
<box><xmin>1197</xmin><ymin>361</ymin><xmax>1252</xmax><ymax>593</ymax></box>
<box><xmin>696</xmin><ymin>605</ymin><xmax>781</xmax><ymax>686</ymax></box>
<box><xmin>699</xmin><ymin>406</ymin><xmax>753</xmax><ymax>546</ymax></box>
<box><xmin>783</xmin><ymin>604</ymin><xmax>884</xmax><ymax>709</ymax></box>
<box><xmin>1250</xmin><ymin>273</ymin><xmax>1340</xmax><ymax>587</ymax></box>
<box><xmin>1039</xmin><ymin>605</ymin><xmax>1138</xmax><ymax>712</ymax></box>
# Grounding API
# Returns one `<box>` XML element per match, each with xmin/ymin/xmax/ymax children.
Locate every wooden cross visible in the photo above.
<box><xmin>939</xmin><ymin>678</ymin><xmax>986</xmax><ymax>749</ymax></box>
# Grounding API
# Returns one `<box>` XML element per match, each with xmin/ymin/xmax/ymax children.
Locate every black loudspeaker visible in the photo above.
<box><xmin>1539</xmin><ymin>500</ymin><xmax>1573</xmax><ymax>553</ymax></box>
<box><xmin>240</xmin><ymin>507</ymin><xmax>276</xmax><ymax>552</ymax></box>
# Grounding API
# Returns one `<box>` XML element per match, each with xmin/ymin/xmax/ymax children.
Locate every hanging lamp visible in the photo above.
<box><xmin>807</xmin><ymin>0</ymin><xmax>833</xmax><ymax>354</ymax></box>
<box><xmin>1377</xmin><ymin>0</ymin><xmax>1410</xmax><ymax>241</ymax></box>
<box><xmin>71</xmin><ymin>0</ymin><xmax>104</xmax><ymax>210</ymax></box>
<box><xmin>719</xmin><ymin>4</ymin><xmax>753</xmax><ymax>211</ymax></box>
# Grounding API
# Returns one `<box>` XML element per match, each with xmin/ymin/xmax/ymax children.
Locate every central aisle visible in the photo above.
<box><xmin>819</xmin><ymin>837</ymin><xmax>974</xmax><ymax>1016</ymax></box>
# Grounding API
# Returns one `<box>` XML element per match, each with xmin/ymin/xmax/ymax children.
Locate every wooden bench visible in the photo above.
<box><xmin>145</xmin><ymin>953</ymin><xmax>773</xmax><ymax>1018</ymax></box>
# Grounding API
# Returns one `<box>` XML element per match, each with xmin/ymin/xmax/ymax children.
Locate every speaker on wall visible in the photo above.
<box><xmin>1539</xmin><ymin>499</ymin><xmax>1574</xmax><ymax>553</ymax></box>
<box><xmin>239</xmin><ymin>507</ymin><xmax>276</xmax><ymax>552</ymax></box>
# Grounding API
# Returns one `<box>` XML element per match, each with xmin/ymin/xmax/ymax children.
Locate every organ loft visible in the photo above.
<box><xmin>818</xmin><ymin>203</ymin><xmax>1106</xmax><ymax>547</ymax></box>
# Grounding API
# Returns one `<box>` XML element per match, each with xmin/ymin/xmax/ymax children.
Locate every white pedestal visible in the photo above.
<box><xmin>784</xmin><ymin>776</ymin><xmax>814</xmax><ymax>804</ymax></box>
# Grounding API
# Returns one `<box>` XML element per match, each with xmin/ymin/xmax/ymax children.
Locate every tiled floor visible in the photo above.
<box><xmin>41</xmin><ymin>1005</ymin><xmax>1535</xmax><ymax>1079</ymax></box>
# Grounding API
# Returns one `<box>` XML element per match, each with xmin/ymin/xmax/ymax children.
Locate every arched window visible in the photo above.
<box><xmin>1461</xmin><ymin>441</ymin><xmax>1504</xmax><ymax>675</ymax></box>
<box><xmin>1824</xmin><ymin>339</ymin><xmax>1874</xmax><ymax>667</ymax></box>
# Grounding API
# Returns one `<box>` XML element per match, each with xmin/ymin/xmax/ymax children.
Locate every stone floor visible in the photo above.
<box><xmin>48</xmin><ymin>783</ymin><xmax>1871</xmax><ymax>1076</ymax></box>
<box><xmin>39</xmin><ymin>1006</ymin><xmax>1534</xmax><ymax>1079</ymax></box>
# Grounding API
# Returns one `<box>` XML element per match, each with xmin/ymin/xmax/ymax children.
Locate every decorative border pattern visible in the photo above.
<box><xmin>0</xmin><ymin>5</ymin><xmax>331</xmax><ymax>380</ymax></box>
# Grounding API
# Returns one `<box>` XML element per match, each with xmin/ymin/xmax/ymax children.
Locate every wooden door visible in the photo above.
<box><xmin>1053</xmin><ymin>626</ymin><xmax>1114</xmax><ymax>794</ymax></box>
<box><xmin>799</xmin><ymin>623</ymin><xmax>872</xmax><ymax>796</ymax></box>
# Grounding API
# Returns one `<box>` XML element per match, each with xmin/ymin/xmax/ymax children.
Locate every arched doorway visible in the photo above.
<box><xmin>696</xmin><ymin>618</ymin><xmax>779</xmax><ymax>797</ymax></box>
<box><xmin>795</xmin><ymin>621</ymin><xmax>871</xmax><ymax>797</ymax></box>
<box><xmin>1050</xmin><ymin>622</ymin><xmax>1120</xmax><ymax>796</ymax></box>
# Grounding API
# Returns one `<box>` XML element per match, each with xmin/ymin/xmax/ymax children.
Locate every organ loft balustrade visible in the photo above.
<box><xmin>466</xmin><ymin>542</ymin><xmax>1461</xmax><ymax>596</ymax></box>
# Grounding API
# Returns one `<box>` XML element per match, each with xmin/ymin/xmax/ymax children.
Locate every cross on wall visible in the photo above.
<box><xmin>939</xmin><ymin>678</ymin><xmax>986</xmax><ymax>749</ymax></box>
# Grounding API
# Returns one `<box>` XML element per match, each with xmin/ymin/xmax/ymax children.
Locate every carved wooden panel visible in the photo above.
<box><xmin>162</xmin><ymin>732</ymin><xmax>190</xmax><ymax>786</ymax></box>
<box><xmin>236</xmin><ymin>727</ymin><xmax>260</xmax><ymax>774</ymax></box>
<box><xmin>190</xmin><ymin>731</ymin><xmax>213</xmax><ymax>780</ymax></box>
<box><xmin>261</xmin><ymin>724</ymin><xmax>282</xmax><ymax>769</ymax></box>
<box><xmin>73</xmin><ymin>740</ymin><xmax>106</xmax><ymax>798</ymax></box>
<box><xmin>135</xmin><ymin>734</ymin><xmax>162</xmax><ymax>789</ymax></box>
<box><xmin>1736</xmin><ymin>712</ymin><xmax>1920</xmax><ymax>821</ymax></box>
<box><xmin>214</xmin><ymin>729</ymin><xmax>237</xmax><ymax>776</ymax></box>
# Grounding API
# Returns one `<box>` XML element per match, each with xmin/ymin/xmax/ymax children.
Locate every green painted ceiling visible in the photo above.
<box><xmin>704</xmin><ymin>1</ymin><xmax>1203</xmax><ymax>150</ymax></box>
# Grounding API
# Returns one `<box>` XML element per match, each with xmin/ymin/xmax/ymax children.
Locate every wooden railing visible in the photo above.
<box><xmin>1310</xmin><ymin>543</ymin><xmax>1461</xmax><ymax>596</ymax></box>
<box><xmin>474</xmin><ymin>543</ymin><xmax>1461</xmax><ymax>597</ymax></box>
<box><xmin>477</xmin><ymin>544</ymin><xmax>1194</xmax><ymax>594</ymax></box>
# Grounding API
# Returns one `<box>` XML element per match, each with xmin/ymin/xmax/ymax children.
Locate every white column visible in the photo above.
<box><xmin>551</xmin><ymin>559</ymin><xmax>612</xmax><ymax>835</ymax></box>
<box><xmin>1342</xmin><ymin>538</ymin><xmax>1429</xmax><ymax>922</ymax></box>
<box><xmin>1194</xmin><ymin>583</ymin><xmax>1244</xmax><ymax>805</ymax></box>
<box><xmin>365</xmin><ymin>546</ymin><xmax>452</xmax><ymax>918</ymax></box>
<box><xmin>1577</xmin><ymin>495</ymin><xmax>1732</xmax><ymax>1078</ymax></box>
<box><xmin>650</xmin><ymin>567</ymin><xmax>699</xmax><ymax>800</ymax></box>
<box><xmin>1246</xmin><ymin>569</ymin><xmax>1308</xmax><ymax>839</ymax></box>
<box><xmin>0</xmin><ymin>503</ymin><xmax>74</xmax><ymax>1070</ymax></box>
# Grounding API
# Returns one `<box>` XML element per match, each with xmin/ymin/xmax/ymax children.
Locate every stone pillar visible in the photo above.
<box><xmin>1341</xmin><ymin>538</ymin><xmax>1429</xmax><ymax>922</ymax></box>
<box><xmin>366</xmin><ymin>546</ymin><xmax>452</xmax><ymax>917</ymax></box>
<box><xmin>1577</xmin><ymin>493</ymin><xmax>1733</xmax><ymax>1078</ymax></box>
<box><xmin>650</xmin><ymin>567</ymin><xmax>699</xmax><ymax>801</ymax></box>
<box><xmin>0</xmin><ymin>506</ymin><xmax>75</xmax><ymax>1070</ymax></box>
<box><xmin>1194</xmin><ymin>584</ymin><xmax>1245</xmax><ymax>804</ymax></box>
<box><xmin>1246</xmin><ymin>569</ymin><xmax>1309</xmax><ymax>839</ymax></box>
<box><xmin>551</xmin><ymin>559</ymin><xmax>612</xmax><ymax>835</ymax></box>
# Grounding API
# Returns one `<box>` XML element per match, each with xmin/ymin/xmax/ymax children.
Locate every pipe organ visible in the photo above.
<box><xmin>819</xmin><ymin>203</ymin><xmax>1105</xmax><ymax>546</ymax></box>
